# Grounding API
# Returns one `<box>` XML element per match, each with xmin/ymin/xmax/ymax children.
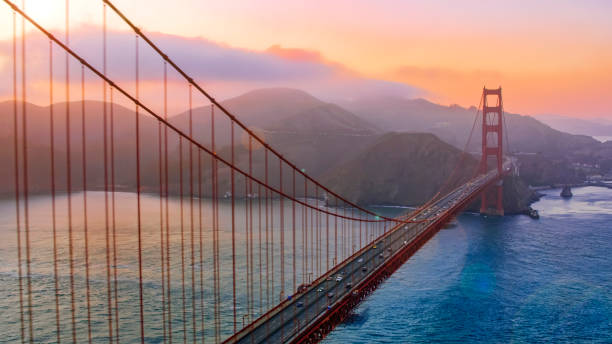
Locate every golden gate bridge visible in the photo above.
<box><xmin>2</xmin><ymin>0</ymin><xmax>510</xmax><ymax>343</ymax></box>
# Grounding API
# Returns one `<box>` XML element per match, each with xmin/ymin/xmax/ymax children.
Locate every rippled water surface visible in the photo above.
<box><xmin>324</xmin><ymin>186</ymin><xmax>612</xmax><ymax>343</ymax></box>
<box><xmin>0</xmin><ymin>191</ymin><xmax>374</xmax><ymax>343</ymax></box>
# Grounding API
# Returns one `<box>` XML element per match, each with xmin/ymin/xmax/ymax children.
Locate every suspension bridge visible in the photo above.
<box><xmin>2</xmin><ymin>1</ymin><xmax>511</xmax><ymax>343</ymax></box>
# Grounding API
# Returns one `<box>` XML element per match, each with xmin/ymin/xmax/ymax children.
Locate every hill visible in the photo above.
<box><xmin>168</xmin><ymin>88</ymin><xmax>378</xmax><ymax>147</ymax></box>
<box><xmin>535</xmin><ymin>114</ymin><xmax>612</xmax><ymax>138</ymax></box>
<box><xmin>2</xmin><ymin>88</ymin><xmax>597</xmax><ymax>212</ymax></box>
<box><xmin>320</xmin><ymin>132</ymin><xmax>478</xmax><ymax>206</ymax></box>
<box><xmin>0</xmin><ymin>100</ymin><xmax>163</xmax><ymax>195</ymax></box>
<box><xmin>342</xmin><ymin>96</ymin><xmax>601</xmax><ymax>156</ymax></box>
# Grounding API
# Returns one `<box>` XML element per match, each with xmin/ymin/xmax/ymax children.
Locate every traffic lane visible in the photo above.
<box><xmin>261</xmin><ymin>253</ymin><xmax>365</xmax><ymax>343</ymax></box>
<box><xmin>273</xmin><ymin>222</ymin><xmax>430</xmax><ymax>341</ymax></box>
<box><xmin>240</xmin><ymin>174</ymin><xmax>496</xmax><ymax>343</ymax></box>
<box><xmin>283</xmin><ymin>246</ymin><xmax>380</xmax><ymax>341</ymax></box>
<box><xmin>254</xmin><ymin>248</ymin><xmax>367</xmax><ymax>342</ymax></box>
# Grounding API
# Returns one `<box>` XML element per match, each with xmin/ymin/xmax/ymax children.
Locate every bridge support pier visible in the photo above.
<box><xmin>479</xmin><ymin>87</ymin><xmax>504</xmax><ymax>216</ymax></box>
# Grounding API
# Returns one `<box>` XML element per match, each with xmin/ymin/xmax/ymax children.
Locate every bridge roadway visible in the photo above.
<box><xmin>226</xmin><ymin>165</ymin><xmax>509</xmax><ymax>344</ymax></box>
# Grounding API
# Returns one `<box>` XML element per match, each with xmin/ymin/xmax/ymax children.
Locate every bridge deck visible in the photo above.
<box><xmin>225</xmin><ymin>166</ymin><xmax>508</xmax><ymax>344</ymax></box>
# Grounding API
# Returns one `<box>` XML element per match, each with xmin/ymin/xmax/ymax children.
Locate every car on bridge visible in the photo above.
<box><xmin>296</xmin><ymin>283</ymin><xmax>310</xmax><ymax>293</ymax></box>
<box><xmin>335</xmin><ymin>275</ymin><xmax>343</xmax><ymax>282</ymax></box>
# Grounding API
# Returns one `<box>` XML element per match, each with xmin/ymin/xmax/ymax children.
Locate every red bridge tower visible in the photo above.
<box><xmin>480</xmin><ymin>87</ymin><xmax>504</xmax><ymax>216</ymax></box>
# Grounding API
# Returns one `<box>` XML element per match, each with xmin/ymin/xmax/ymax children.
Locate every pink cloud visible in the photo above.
<box><xmin>0</xmin><ymin>25</ymin><xmax>423</xmax><ymax>107</ymax></box>
<box><xmin>265</xmin><ymin>45</ymin><xmax>325</xmax><ymax>63</ymax></box>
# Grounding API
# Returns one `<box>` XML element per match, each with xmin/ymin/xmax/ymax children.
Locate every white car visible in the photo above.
<box><xmin>335</xmin><ymin>275</ymin><xmax>343</xmax><ymax>282</ymax></box>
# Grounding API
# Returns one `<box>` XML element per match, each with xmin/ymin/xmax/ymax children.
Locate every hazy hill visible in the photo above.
<box><xmin>168</xmin><ymin>88</ymin><xmax>381</xmax><ymax>177</ymax></box>
<box><xmin>342</xmin><ymin>96</ymin><xmax>601</xmax><ymax>157</ymax></box>
<box><xmin>0</xmin><ymin>100</ymin><xmax>170</xmax><ymax>195</ymax></box>
<box><xmin>168</xmin><ymin>88</ymin><xmax>378</xmax><ymax>149</ymax></box>
<box><xmin>535</xmin><ymin>114</ymin><xmax>612</xmax><ymax>138</ymax></box>
<box><xmin>266</xmin><ymin>103</ymin><xmax>378</xmax><ymax>136</ymax></box>
<box><xmin>222</xmin><ymin>88</ymin><xmax>325</xmax><ymax>127</ymax></box>
<box><xmin>320</xmin><ymin>132</ymin><xmax>478</xmax><ymax>206</ymax></box>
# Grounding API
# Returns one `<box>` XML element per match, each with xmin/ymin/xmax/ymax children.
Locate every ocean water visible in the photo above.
<box><xmin>324</xmin><ymin>186</ymin><xmax>612</xmax><ymax>343</ymax></box>
<box><xmin>2</xmin><ymin>187</ymin><xmax>610</xmax><ymax>343</ymax></box>
<box><xmin>0</xmin><ymin>191</ymin><xmax>377</xmax><ymax>343</ymax></box>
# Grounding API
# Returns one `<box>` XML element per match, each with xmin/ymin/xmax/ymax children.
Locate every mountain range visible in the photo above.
<box><xmin>2</xmin><ymin>87</ymin><xmax>609</xmax><ymax>212</ymax></box>
<box><xmin>534</xmin><ymin>114</ymin><xmax>612</xmax><ymax>139</ymax></box>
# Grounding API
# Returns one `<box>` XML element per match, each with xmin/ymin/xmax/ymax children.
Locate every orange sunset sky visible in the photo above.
<box><xmin>1</xmin><ymin>0</ymin><xmax>611</xmax><ymax>119</ymax></box>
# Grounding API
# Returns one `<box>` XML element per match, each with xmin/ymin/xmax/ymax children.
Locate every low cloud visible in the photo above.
<box><xmin>0</xmin><ymin>25</ymin><xmax>423</xmax><ymax>105</ymax></box>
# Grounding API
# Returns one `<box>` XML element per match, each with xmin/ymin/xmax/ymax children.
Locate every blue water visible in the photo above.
<box><xmin>325</xmin><ymin>186</ymin><xmax>612</xmax><ymax>343</ymax></box>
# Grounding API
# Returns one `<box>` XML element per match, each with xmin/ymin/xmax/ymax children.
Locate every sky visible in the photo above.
<box><xmin>1</xmin><ymin>0</ymin><xmax>611</xmax><ymax>118</ymax></box>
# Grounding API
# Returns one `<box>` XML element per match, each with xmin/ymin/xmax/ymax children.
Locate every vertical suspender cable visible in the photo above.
<box><xmin>110</xmin><ymin>87</ymin><xmax>121</xmax><ymax>342</ymax></box>
<box><xmin>211</xmin><ymin>104</ymin><xmax>221</xmax><ymax>342</ymax></box>
<box><xmin>334</xmin><ymin>199</ymin><xmax>338</xmax><ymax>267</ymax></box>
<box><xmin>157</xmin><ymin>80</ymin><xmax>167</xmax><ymax>342</ymax></box>
<box><xmin>49</xmin><ymin>39</ymin><xmax>61</xmax><ymax>344</ymax></box>
<box><xmin>304</xmin><ymin>180</ymin><xmax>308</xmax><ymax>281</ymax></box>
<box><xmin>302</xmin><ymin>180</ymin><xmax>306</xmax><ymax>284</ymax></box>
<box><xmin>315</xmin><ymin>187</ymin><xmax>318</xmax><ymax>277</ymax></box>
<box><xmin>249</xmin><ymin>137</ymin><xmax>255</xmax><ymax>321</ymax></box>
<box><xmin>292</xmin><ymin>169</ymin><xmax>296</xmax><ymax>295</ymax></box>
<box><xmin>270</xmin><ymin>160</ymin><xmax>274</xmax><ymax>301</ymax></box>
<box><xmin>21</xmin><ymin>0</ymin><xmax>34</xmax><ymax>340</ymax></box>
<box><xmin>63</xmin><ymin>0</ymin><xmax>77</xmax><ymax>340</ymax></box>
<box><xmin>249</xmin><ymin>138</ymin><xmax>254</xmax><ymax>319</ymax></box>
<box><xmin>292</xmin><ymin>169</ymin><xmax>297</xmax><ymax>331</ymax></box>
<box><xmin>104</xmin><ymin>7</ymin><xmax>121</xmax><ymax>339</ymax></box>
<box><xmin>198</xmin><ymin>146</ymin><xmax>205</xmax><ymax>342</ymax></box>
<box><xmin>162</xmin><ymin>63</ymin><xmax>173</xmax><ymax>343</ymax></box>
<box><xmin>12</xmin><ymin>9</ymin><xmax>25</xmax><ymax>344</ymax></box>
<box><xmin>279</xmin><ymin>160</ymin><xmax>284</xmax><ymax>301</ymax></box>
<box><xmin>326</xmin><ymin>205</ymin><xmax>329</xmax><ymax>271</ymax></box>
<box><xmin>309</xmin><ymin>185</ymin><xmax>313</xmax><ymax>279</ymax></box>
<box><xmin>279</xmin><ymin>160</ymin><xmax>284</xmax><ymax>341</ymax></box>
<box><xmin>188</xmin><ymin>85</ymin><xmax>197</xmax><ymax>343</ymax></box>
<box><xmin>179</xmin><ymin>133</ymin><xmax>186</xmax><ymax>342</ymax></box>
<box><xmin>264</xmin><ymin>149</ymin><xmax>269</xmax><ymax>310</ymax></box>
<box><xmin>154</xmin><ymin>22</ymin><xmax>167</xmax><ymax>340</ymax></box>
<box><xmin>230</xmin><ymin>122</ymin><xmax>237</xmax><ymax>333</ymax></box>
<box><xmin>102</xmin><ymin>34</ymin><xmax>115</xmax><ymax>344</ymax></box>
<box><xmin>351</xmin><ymin>208</ymin><xmax>354</xmax><ymax>255</ymax></box>
<box><xmin>359</xmin><ymin>213</ymin><xmax>362</xmax><ymax>251</ymax></box>
<box><xmin>135</xmin><ymin>34</ymin><xmax>146</xmax><ymax>344</ymax></box>
<box><xmin>245</xmin><ymin>161</ymin><xmax>250</xmax><ymax>322</ymax></box>
<box><xmin>81</xmin><ymin>64</ymin><xmax>93</xmax><ymax>344</ymax></box>
<box><xmin>258</xmin><ymin>182</ymin><xmax>263</xmax><ymax>314</ymax></box>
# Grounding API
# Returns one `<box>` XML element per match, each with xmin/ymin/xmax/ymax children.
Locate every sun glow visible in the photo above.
<box><xmin>0</xmin><ymin>0</ymin><xmax>101</xmax><ymax>40</ymax></box>
<box><xmin>23</xmin><ymin>0</ymin><xmax>65</xmax><ymax>28</ymax></box>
